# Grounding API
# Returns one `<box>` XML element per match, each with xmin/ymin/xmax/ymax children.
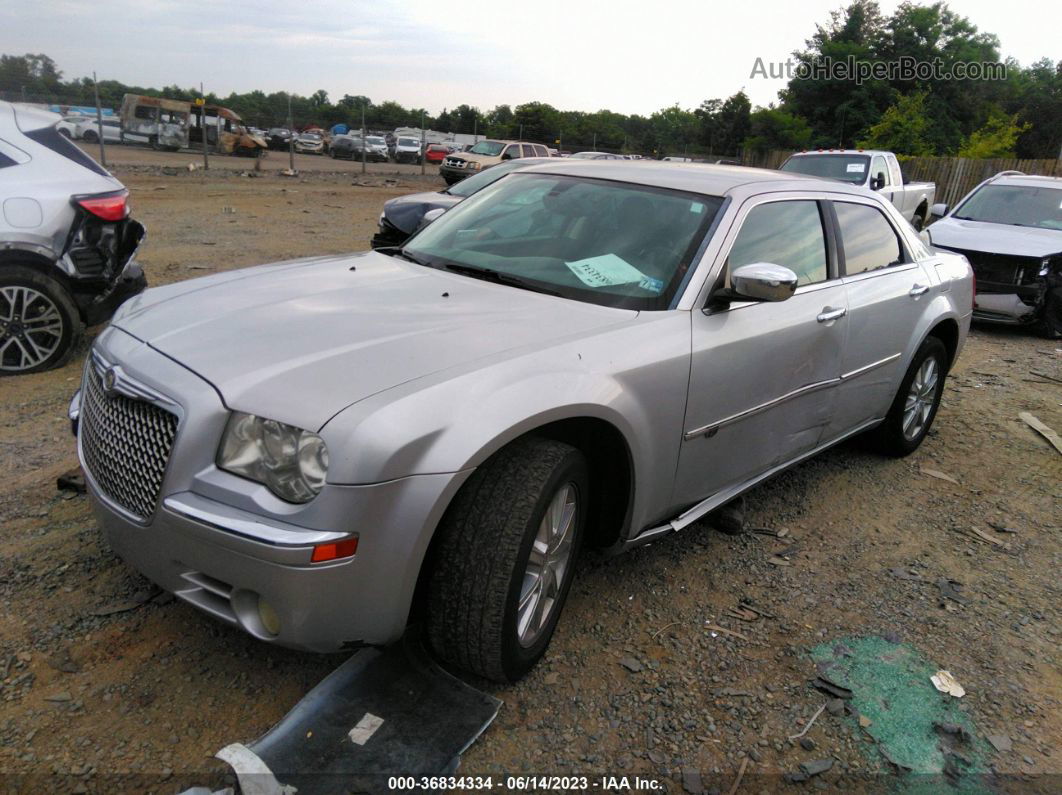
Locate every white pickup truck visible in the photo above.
<box><xmin>779</xmin><ymin>149</ymin><xmax>936</xmax><ymax>230</ymax></box>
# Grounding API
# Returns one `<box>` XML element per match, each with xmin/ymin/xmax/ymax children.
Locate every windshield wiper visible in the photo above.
<box><xmin>377</xmin><ymin>246</ymin><xmax>431</xmax><ymax>266</ymax></box>
<box><xmin>441</xmin><ymin>262</ymin><xmax>561</xmax><ymax>296</ymax></box>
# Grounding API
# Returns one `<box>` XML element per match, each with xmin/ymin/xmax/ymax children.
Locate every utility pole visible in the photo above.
<box><xmin>592</xmin><ymin>132</ymin><xmax>596</xmax><ymax>150</ymax></box>
<box><xmin>420</xmin><ymin>110</ymin><xmax>426</xmax><ymax>175</ymax></box>
<box><xmin>473</xmin><ymin>115</ymin><xmax>478</xmax><ymax>143</ymax></box>
<box><xmin>361</xmin><ymin>105</ymin><xmax>367</xmax><ymax>174</ymax></box>
<box><xmin>92</xmin><ymin>72</ymin><xmax>107</xmax><ymax>167</ymax></box>
<box><xmin>199</xmin><ymin>82</ymin><xmax>208</xmax><ymax>170</ymax></box>
<box><xmin>519</xmin><ymin>123</ymin><xmax>523</xmax><ymax>140</ymax></box>
<box><xmin>287</xmin><ymin>94</ymin><xmax>295</xmax><ymax>172</ymax></box>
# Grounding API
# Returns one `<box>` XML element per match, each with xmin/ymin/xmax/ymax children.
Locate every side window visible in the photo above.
<box><xmin>533</xmin><ymin>144</ymin><xmax>548</xmax><ymax>157</ymax></box>
<box><xmin>871</xmin><ymin>156</ymin><xmax>889</xmax><ymax>186</ymax></box>
<box><xmin>522</xmin><ymin>144</ymin><xmax>536</xmax><ymax>157</ymax></box>
<box><xmin>834</xmin><ymin>202</ymin><xmax>905</xmax><ymax>275</ymax></box>
<box><xmin>503</xmin><ymin>144</ymin><xmax>521</xmax><ymax>159</ymax></box>
<box><xmin>888</xmin><ymin>156</ymin><xmax>903</xmax><ymax>186</ymax></box>
<box><xmin>728</xmin><ymin>200</ymin><xmax>828</xmax><ymax>286</ymax></box>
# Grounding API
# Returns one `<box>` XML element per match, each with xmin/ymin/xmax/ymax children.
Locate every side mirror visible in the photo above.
<box><xmin>930</xmin><ymin>203</ymin><xmax>948</xmax><ymax>218</ymax></box>
<box><xmin>870</xmin><ymin>173</ymin><xmax>886</xmax><ymax>191</ymax></box>
<box><xmin>418</xmin><ymin>207</ymin><xmax>446</xmax><ymax>230</ymax></box>
<box><xmin>501</xmin><ymin>152</ymin><xmax>513</xmax><ymax>161</ymax></box>
<box><xmin>727</xmin><ymin>263</ymin><xmax>799</xmax><ymax>303</ymax></box>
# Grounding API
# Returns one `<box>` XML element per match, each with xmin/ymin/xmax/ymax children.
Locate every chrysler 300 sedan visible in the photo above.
<box><xmin>70</xmin><ymin>161</ymin><xmax>973</xmax><ymax>681</ymax></box>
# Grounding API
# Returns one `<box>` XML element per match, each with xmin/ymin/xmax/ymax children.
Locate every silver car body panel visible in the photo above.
<box><xmin>80</xmin><ymin>161</ymin><xmax>972</xmax><ymax>651</ymax></box>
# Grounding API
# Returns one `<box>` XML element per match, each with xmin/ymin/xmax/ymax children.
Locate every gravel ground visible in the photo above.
<box><xmin>0</xmin><ymin>151</ymin><xmax>1059</xmax><ymax>793</ymax></box>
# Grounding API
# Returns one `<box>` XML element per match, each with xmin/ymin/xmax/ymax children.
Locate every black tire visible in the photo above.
<box><xmin>81</xmin><ymin>129</ymin><xmax>98</xmax><ymax>143</ymax></box>
<box><xmin>911</xmin><ymin>210</ymin><xmax>926</xmax><ymax>232</ymax></box>
<box><xmin>58</xmin><ymin>128</ymin><xmax>71</xmax><ymax>139</ymax></box>
<box><xmin>427</xmin><ymin>437</ymin><xmax>588</xmax><ymax>682</ymax></box>
<box><xmin>1036</xmin><ymin>287</ymin><xmax>1062</xmax><ymax>339</ymax></box>
<box><xmin>0</xmin><ymin>265</ymin><xmax>82</xmax><ymax>375</ymax></box>
<box><xmin>866</xmin><ymin>336</ymin><xmax>947</xmax><ymax>456</ymax></box>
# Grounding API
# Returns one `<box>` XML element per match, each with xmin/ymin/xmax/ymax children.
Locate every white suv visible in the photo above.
<box><xmin>0</xmin><ymin>102</ymin><xmax>146</xmax><ymax>373</ymax></box>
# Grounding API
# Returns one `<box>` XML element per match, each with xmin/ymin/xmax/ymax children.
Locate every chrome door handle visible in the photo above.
<box><xmin>816</xmin><ymin>307</ymin><xmax>847</xmax><ymax>323</ymax></box>
<box><xmin>909</xmin><ymin>284</ymin><xmax>930</xmax><ymax>296</ymax></box>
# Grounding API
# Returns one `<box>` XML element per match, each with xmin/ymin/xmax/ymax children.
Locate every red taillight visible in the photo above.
<box><xmin>76</xmin><ymin>190</ymin><xmax>129</xmax><ymax>221</ymax></box>
<box><xmin>311</xmin><ymin>537</ymin><xmax>358</xmax><ymax>563</ymax></box>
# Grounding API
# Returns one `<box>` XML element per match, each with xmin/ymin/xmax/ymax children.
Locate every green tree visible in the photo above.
<box><xmin>957</xmin><ymin>112</ymin><xmax>1030</xmax><ymax>158</ymax></box>
<box><xmin>744</xmin><ymin>107</ymin><xmax>813</xmax><ymax>153</ymax></box>
<box><xmin>857</xmin><ymin>91</ymin><xmax>933</xmax><ymax>154</ymax></box>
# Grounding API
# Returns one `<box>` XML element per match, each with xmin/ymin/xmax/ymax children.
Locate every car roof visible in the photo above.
<box><xmin>515</xmin><ymin>160</ymin><xmax>866</xmax><ymax>198</ymax></box>
<box><xmin>789</xmin><ymin>149</ymin><xmax>890</xmax><ymax>157</ymax></box>
<box><xmin>988</xmin><ymin>173</ymin><xmax>1062</xmax><ymax>189</ymax></box>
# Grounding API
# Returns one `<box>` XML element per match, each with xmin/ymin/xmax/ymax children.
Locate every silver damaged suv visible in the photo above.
<box><xmin>1</xmin><ymin>101</ymin><xmax>146</xmax><ymax>373</ymax></box>
<box><xmin>71</xmin><ymin>161</ymin><xmax>973</xmax><ymax>681</ymax></box>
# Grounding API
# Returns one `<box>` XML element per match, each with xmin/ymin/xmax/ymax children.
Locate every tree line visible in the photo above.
<box><xmin>1</xmin><ymin>1</ymin><xmax>1058</xmax><ymax>158</ymax></box>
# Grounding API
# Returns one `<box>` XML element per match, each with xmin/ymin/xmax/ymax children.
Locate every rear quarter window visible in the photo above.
<box><xmin>23</xmin><ymin>126</ymin><xmax>110</xmax><ymax>177</ymax></box>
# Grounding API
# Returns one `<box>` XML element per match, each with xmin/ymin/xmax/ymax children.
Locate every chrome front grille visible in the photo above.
<box><xmin>80</xmin><ymin>362</ymin><xmax>178</xmax><ymax>520</ymax></box>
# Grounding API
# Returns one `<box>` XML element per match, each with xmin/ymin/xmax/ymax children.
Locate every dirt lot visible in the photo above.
<box><xmin>0</xmin><ymin>148</ymin><xmax>1059</xmax><ymax>793</ymax></box>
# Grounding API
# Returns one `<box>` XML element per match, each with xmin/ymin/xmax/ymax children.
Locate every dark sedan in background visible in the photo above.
<box><xmin>330</xmin><ymin>134</ymin><xmax>389</xmax><ymax>162</ymax></box>
<box><xmin>370</xmin><ymin>157</ymin><xmax>553</xmax><ymax>249</ymax></box>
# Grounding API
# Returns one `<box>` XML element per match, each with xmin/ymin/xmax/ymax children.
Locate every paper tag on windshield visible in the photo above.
<box><xmin>565</xmin><ymin>254</ymin><xmax>646</xmax><ymax>288</ymax></box>
<box><xmin>847</xmin><ymin>163</ymin><xmax>866</xmax><ymax>173</ymax></box>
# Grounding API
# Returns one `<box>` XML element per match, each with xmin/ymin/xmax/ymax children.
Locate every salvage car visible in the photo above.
<box><xmin>780</xmin><ymin>150</ymin><xmax>936</xmax><ymax>230</ymax></box>
<box><xmin>293</xmin><ymin>132</ymin><xmax>326</xmax><ymax>155</ymax></box>
<box><xmin>70</xmin><ymin>161</ymin><xmax>971</xmax><ymax>681</ymax></box>
<box><xmin>392</xmin><ymin>136</ymin><xmax>423</xmax><ymax>164</ymax></box>
<box><xmin>370</xmin><ymin>157</ymin><xmax>554</xmax><ymax>249</ymax></box>
<box><xmin>439</xmin><ymin>139</ymin><xmax>551</xmax><ymax>184</ymax></box>
<box><xmin>925</xmin><ymin>171</ymin><xmax>1061</xmax><ymax>337</ymax></box>
<box><xmin>0</xmin><ymin>101</ymin><xmax>145</xmax><ymax>373</ymax></box>
<box><xmin>329</xmin><ymin>134</ymin><xmax>387</xmax><ymax>162</ymax></box>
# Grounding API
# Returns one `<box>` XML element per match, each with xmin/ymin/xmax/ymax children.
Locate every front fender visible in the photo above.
<box><xmin>321</xmin><ymin>313</ymin><xmax>693</xmax><ymax>534</ymax></box>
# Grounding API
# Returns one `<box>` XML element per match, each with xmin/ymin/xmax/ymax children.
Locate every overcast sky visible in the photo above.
<box><xmin>2</xmin><ymin>0</ymin><xmax>1056</xmax><ymax>115</ymax></box>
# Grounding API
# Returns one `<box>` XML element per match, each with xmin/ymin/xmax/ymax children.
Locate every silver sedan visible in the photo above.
<box><xmin>71</xmin><ymin>161</ymin><xmax>973</xmax><ymax>681</ymax></box>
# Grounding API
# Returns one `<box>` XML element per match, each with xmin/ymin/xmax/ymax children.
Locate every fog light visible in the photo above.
<box><xmin>257</xmin><ymin>597</ymin><xmax>281</xmax><ymax>636</ymax></box>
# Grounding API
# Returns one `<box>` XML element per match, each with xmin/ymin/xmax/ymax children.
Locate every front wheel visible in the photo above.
<box><xmin>866</xmin><ymin>336</ymin><xmax>947</xmax><ymax>456</ymax></box>
<box><xmin>81</xmin><ymin>129</ymin><xmax>98</xmax><ymax>143</ymax></box>
<box><xmin>1</xmin><ymin>266</ymin><xmax>82</xmax><ymax>375</ymax></box>
<box><xmin>427</xmin><ymin>437</ymin><xmax>588</xmax><ymax>682</ymax></box>
<box><xmin>1036</xmin><ymin>287</ymin><xmax>1062</xmax><ymax>339</ymax></box>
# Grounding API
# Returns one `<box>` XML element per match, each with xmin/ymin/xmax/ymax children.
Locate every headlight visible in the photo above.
<box><xmin>218</xmin><ymin>412</ymin><xmax>329</xmax><ymax>503</ymax></box>
<box><xmin>467</xmin><ymin>161</ymin><xmax>480</xmax><ymax>170</ymax></box>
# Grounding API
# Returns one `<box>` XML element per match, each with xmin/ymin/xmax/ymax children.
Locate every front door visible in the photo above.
<box><xmin>674</xmin><ymin>196</ymin><xmax>848</xmax><ymax>507</ymax></box>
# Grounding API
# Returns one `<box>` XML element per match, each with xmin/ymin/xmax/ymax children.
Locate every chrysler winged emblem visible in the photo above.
<box><xmin>102</xmin><ymin>366</ymin><xmax>119</xmax><ymax>397</ymax></box>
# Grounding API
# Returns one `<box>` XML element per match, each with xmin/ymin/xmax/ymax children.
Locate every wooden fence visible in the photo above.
<box><xmin>741</xmin><ymin>149</ymin><xmax>1062</xmax><ymax>209</ymax></box>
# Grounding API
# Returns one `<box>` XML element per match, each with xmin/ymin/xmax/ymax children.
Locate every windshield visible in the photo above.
<box><xmin>780</xmin><ymin>154</ymin><xmax>870</xmax><ymax>184</ymax></box>
<box><xmin>405</xmin><ymin>173</ymin><xmax>723</xmax><ymax>309</ymax></box>
<box><xmin>447</xmin><ymin>158</ymin><xmax>530</xmax><ymax>197</ymax></box>
<box><xmin>468</xmin><ymin>141</ymin><xmax>505</xmax><ymax>156</ymax></box>
<box><xmin>366</xmin><ymin>136</ymin><xmax>384</xmax><ymax>145</ymax></box>
<box><xmin>953</xmin><ymin>184</ymin><xmax>1062</xmax><ymax>230</ymax></box>
<box><xmin>399</xmin><ymin>138</ymin><xmax>419</xmax><ymax>147</ymax></box>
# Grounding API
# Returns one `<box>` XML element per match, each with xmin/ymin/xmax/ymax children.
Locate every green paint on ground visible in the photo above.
<box><xmin>810</xmin><ymin>636</ymin><xmax>991</xmax><ymax>793</ymax></box>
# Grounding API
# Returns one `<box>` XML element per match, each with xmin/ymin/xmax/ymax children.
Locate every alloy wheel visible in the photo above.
<box><xmin>517</xmin><ymin>483</ymin><xmax>577</xmax><ymax>648</ymax></box>
<box><xmin>902</xmin><ymin>356</ymin><xmax>938</xmax><ymax>440</ymax></box>
<box><xmin>0</xmin><ymin>286</ymin><xmax>65</xmax><ymax>372</ymax></box>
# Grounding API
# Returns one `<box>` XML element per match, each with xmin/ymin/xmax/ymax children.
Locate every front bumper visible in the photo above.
<box><xmin>439</xmin><ymin>163</ymin><xmax>476</xmax><ymax>182</ymax></box>
<box><xmin>72</xmin><ymin>328</ymin><xmax>468</xmax><ymax>652</ymax></box>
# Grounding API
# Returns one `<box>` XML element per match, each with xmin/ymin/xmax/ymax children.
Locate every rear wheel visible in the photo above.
<box><xmin>82</xmin><ymin>129</ymin><xmax>98</xmax><ymax>143</ymax></box>
<box><xmin>0</xmin><ymin>266</ymin><xmax>81</xmax><ymax>375</ymax></box>
<box><xmin>866</xmin><ymin>336</ymin><xmax>947</xmax><ymax>456</ymax></box>
<box><xmin>427</xmin><ymin>437</ymin><xmax>588</xmax><ymax>682</ymax></box>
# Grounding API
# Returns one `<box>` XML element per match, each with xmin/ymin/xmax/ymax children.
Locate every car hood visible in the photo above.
<box><xmin>113</xmin><ymin>252</ymin><xmax>635</xmax><ymax>430</ymax></box>
<box><xmin>930</xmin><ymin>217</ymin><xmax>1062</xmax><ymax>258</ymax></box>
<box><xmin>384</xmin><ymin>191</ymin><xmax>462</xmax><ymax>234</ymax></box>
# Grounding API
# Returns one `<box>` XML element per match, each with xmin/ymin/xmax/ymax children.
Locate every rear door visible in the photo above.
<box><xmin>825</xmin><ymin>197</ymin><xmax>932</xmax><ymax>437</ymax></box>
<box><xmin>674</xmin><ymin>195</ymin><xmax>848</xmax><ymax>506</ymax></box>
